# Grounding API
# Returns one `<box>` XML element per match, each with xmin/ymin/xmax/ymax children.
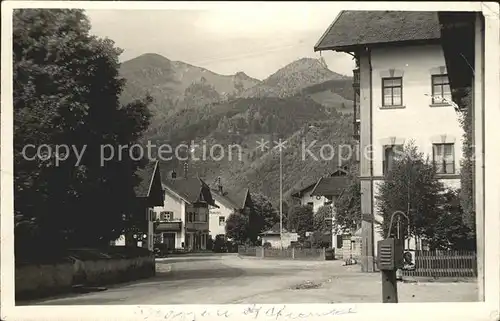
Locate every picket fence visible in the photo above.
<box><xmin>238</xmin><ymin>246</ymin><xmax>326</xmax><ymax>260</ymax></box>
<box><xmin>402</xmin><ymin>250</ymin><xmax>477</xmax><ymax>278</ymax></box>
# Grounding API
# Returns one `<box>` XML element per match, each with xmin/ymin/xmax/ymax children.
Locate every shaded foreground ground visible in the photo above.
<box><xmin>24</xmin><ymin>254</ymin><xmax>478</xmax><ymax>305</ymax></box>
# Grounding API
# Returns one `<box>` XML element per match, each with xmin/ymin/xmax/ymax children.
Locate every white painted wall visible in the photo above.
<box><xmin>370</xmin><ymin>44</ymin><xmax>464</xmax><ymax>179</ymax></box>
<box><xmin>153</xmin><ymin>189</ymin><xmax>186</xmax><ymax>248</ymax></box>
<box><xmin>261</xmin><ymin>232</ymin><xmax>298</xmax><ymax>248</ymax></box>
<box><xmin>209</xmin><ymin>200</ymin><xmax>233</xmax><ymax>237</ymax></box>
<box><xmin>369</xmin><ymin>44</ymin><xmax>463</xmax><ymax>255</ymax></box>
<box><xmin>298</xmin><ymin>192</ymin><xmax>329</xmax><ymax>214</ymax></box>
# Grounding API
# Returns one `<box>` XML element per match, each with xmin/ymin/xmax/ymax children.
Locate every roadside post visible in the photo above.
<box><xmin>377</xmin><ymin>210</ymin><xmax>407</xmax><ymax>303</ymax></box>
<box><xmin>377</xmin><ymin>238</ymin><xmax>403</xmax><ymax>303</ymax></box>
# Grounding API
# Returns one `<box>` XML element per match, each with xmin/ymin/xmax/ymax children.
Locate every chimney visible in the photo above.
<box><xmin>171</xmin><ymin>169</ymin><xmax>177</xmax><ymax>179</ymax></box>
<box><xmin>183</xmin><ymin>162</ymin><xmax>188</xmax><ymax>179</ymax></box>
<box><xmin>217</xmin><ymin>176</ymin><xmax>223</xmax><ymax>193</ymax></box>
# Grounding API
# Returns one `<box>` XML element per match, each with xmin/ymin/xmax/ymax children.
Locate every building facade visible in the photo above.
<box><xmin>291</xmin><ymin>167</ymin><xmax>349</xmax><ymax>214</ymax></box>
<box><xmin>209</xmin><ymin>183</ymin><xmax>253</xmax><ymax>239</ymax></box>
<box><xmin>153</xmin><ymin>175</ymin><xmax>217</xmax><ymax>251</ymax></box>
<box><xmin>291</xmin><ymin>182</ymin><xmax>329</xmax><ymax>214</ymax></box>
<box><xmin>260</xmin><ymin>223</ymin><xmax>299</xmax><ymax>248</ymax></box>
<box><xmin>315</xmin><ymin>11</ymin><xmax>467</xmax><ymax>272</ymax></box>
<box><xmin>368</xmin><ymin>44</ymin><xmax>463</xmax><ymax>253</ymax></box>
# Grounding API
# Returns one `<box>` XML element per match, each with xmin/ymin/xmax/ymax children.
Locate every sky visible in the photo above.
<box><xmin>85</xmin><ymin>4</ymin><xmax>355</xmax><ymax>80</ymax></box>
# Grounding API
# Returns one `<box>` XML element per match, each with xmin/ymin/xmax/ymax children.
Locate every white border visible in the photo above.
<box><xmin>1</xmin><ymin>2</ymin><xmax>499</xmax><ymax>321</ymax></box>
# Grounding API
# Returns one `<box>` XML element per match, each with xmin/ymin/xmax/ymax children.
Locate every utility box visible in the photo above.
<box><xmin>377</xmin><ymin>238</ymin><xmax>403</xmax><ymax>270</ymax></box>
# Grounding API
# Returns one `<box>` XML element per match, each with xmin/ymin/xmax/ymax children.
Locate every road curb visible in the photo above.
<box><xmin>156</xmin><ymin>263</ymin><xmax>172</xmax><ymax>273</ymax></box>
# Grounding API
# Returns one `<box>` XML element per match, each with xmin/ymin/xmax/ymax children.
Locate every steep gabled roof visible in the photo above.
<box><xmin>310</xmin><ymin>176</ymin><xmax>350</xmax><ymax>197</ymax></box>
<box><xmin>163</xmin><ymin>177</ymin><xmax>217</xmax><ymax>206</ymax></box>
<box><xmin>134</xmin><ymin>160</ymin><xmax>159</xmax><ymax>198</ymax></box>
<box><xmin>314</xmin><ymin>11</ymin><xmax>441</xmax><ymax>52</ymax></box>
<box><xmin>291</xmin><ymin>182</ymin><xmax>317</xmax><ymax>198</ymax></box>
<box><xmin>212</xmin><ymin>188</ymin><xmax>251</xmax><ymax>210</ymax></box>
<box><xmin>291</xmin><ymin>167</ymin><xmax>348</xmax><ymax>198</ymax></box>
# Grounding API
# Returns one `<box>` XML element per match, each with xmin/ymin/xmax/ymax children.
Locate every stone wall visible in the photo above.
<box><xmin>16</xmin><ymin>255</ymin><xmax>155</xmax><ymax>300</ymax></box>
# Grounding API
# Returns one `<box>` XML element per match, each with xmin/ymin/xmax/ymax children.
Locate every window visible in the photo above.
<box><xmin>198</xmin><ymin>212</ymin><xmax>207</xmax><ymax>222</ymax></box>
<box><xmin>159</xmin><ymin>211</ymin><xmax>173</xmax><ymax>221</ymax></box>
<box><xmin>433</xmin><ymin>143</ymin><xmax>455</xmax><ymax>174</ymax></box>
<box><xmin>188</xmin><ymin>212</ymin><xmax>194</xmax><ymax>222</ymax></box>
<box><xmin>431</xmin><ymin>75</ymin><xmax>451</xmax><ymax>104</ymax></box>
<box><xmin>307</xmin><ymin>202</ymin><xmax>314</xmax><ymax>208</ymax></box>
<box><xmin>382</xmin><ymin>77</ymin><xmax>403</xmax><ymax>106</ymax></box>
<box><xmin>383</xmin><ymin>145</ymin><xmax>404</xmax><ymax>175</ymax></box>
<box><xmin>219</xmin><ymin>216</ymin><xmax>225</xmax><ymax>226</ymax></box>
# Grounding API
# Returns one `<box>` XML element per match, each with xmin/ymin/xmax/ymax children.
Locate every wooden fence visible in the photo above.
<box><xmin>238</xmin><ymin>246</ymin><xmax>257</xmax><ymax>257</ymax></box>
<box><xmin>402</xmin><ymin>250</ymin><xmax>477</xmax><ymax>277</ymax></box>
<box><xmin>238</xmin><ymin>246</ymin><xmax>326</xmax><ymax>260</ymax></box>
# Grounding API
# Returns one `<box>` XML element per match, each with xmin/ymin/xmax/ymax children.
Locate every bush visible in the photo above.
<box><xmin>213</xmin><ymin>235</ymin><xmax>227</xmax><ymax>253</ymax></box>
<box><xmin>263</xmin><ymin>242</ymin><xmax>272</xmax><ymax>249</ymax></box>
<box><xmin>206</xmin><ymin>237</ymin><xmax>214</xmax><ymax>250</ymax></box>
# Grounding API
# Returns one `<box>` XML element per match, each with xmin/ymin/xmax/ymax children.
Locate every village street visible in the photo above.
<box><xmin>27</xmin><ymin>254</ymin><xmax>478</xmax><ymax>305</ymax></box>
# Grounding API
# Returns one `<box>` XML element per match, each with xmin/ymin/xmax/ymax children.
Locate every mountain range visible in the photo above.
<box><xmin>119</xmin><ymin>53</ymin><xmax>356</xmax><ymax>205</ymax></box>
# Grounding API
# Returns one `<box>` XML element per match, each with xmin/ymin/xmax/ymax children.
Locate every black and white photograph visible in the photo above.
<box><xmin>1</xmin><ymin>1</ymin><xmax>499</xmax><ymax>320</ymax></box>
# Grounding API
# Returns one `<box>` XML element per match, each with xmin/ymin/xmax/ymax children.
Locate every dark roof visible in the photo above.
<box><xmin>212</xmin><ymin>188</ymin><xmax>250</xmax><ymax>210</ymax></box>
<box><xmin>163</xmin><ymin>177</ymin><xmax>216</xmax><ymax>206</ymax></box>
<box><xmin>291</xmin><ymin>182</ymin><xmax>317</xmax><ymax>198</ymax></box>
<box><xmin>310</xmin><ymin>176</ymin><xmax>350</xmax><ymax>197</ymax></box>
<box><xmin>291</xmin><ymin>167</ymin><xmax>348</xmax><ymax>197</ymax></box>
<box><xmin>438</xmin><ymin>12</ymin><xmax>476</xmax><ymax>101</ymax></box>
<box><xmin>314</xmin><ymin>11</ymin><xmax>441</xmax><ymax>52</ymax></box>
<box><xmin>260</xmin><ymin>223</ymin><xmax>289</xmax><ymax>236</ymax></box>
<box><xmin>134</xmin><ymin>161</ymin><xmax>159</xmax><ymax>198</ymax></box>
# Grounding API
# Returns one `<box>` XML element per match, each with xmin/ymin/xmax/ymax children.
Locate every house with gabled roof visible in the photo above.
<box><xmin>209</xmin><ymin>178</ymin><xmax>253</xmax><ymax>239</ymax></box>
<box><xmin>291</xmin><ymin>166</ymin><xmax>349</xmax><ymax>214</ymax></box>
<box><xmin>153</xmin><ymin>170</ymin><xmax>218</xmax><ymax>251</ymax></box>
<box><xmin>314</xmin><ymin>10</ymin><xmax>488</xmax><ymax>273</ymax></box>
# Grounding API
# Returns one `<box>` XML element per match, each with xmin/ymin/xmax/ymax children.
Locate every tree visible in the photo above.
<box><xmin>375</xmin><ymin>142</ymin><xmax>444</xmax><ymax>242</ymax></box>
<box><xmin>248</xmin><ymin>193</ymin><xmax>278</xmax><ymax>241</ymax></box>
<box><xmin>287</xmin><ymin>205</ymin><xmax>313</xmax><ymax>239</ymax></box>
<box><xmin>334</xmin><ymin>178</ymin><xmax>361</xmax><ymax>234</ymax></box>
<box><xmin>13</xmin><ymin>9</ymin><xmax>152</xmax><ymax>248</ymax></box>
<box><xmin>427</xmin><ymin>189</ymin><xmax>476</xmax><ymax>251</ymax></box>
<box><xmin>314</xmin><ymin>205</ymin><xmax>332</xmax><ymax>232</ymax></box>
<box><xmin>457</xmin><ymin>88</ymin><xmax>475</xmax><ymax>233</ymax></box>
<box><xmin>225</xmin><ymin>212</ymin><xmax>249</xmax><ymax>244</ymax></box>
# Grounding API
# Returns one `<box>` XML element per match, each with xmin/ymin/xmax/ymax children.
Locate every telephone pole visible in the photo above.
<box><xmin>279</xmin><ymin>144</ymin><xmax>283</xmax><ymax>249</ymax></box>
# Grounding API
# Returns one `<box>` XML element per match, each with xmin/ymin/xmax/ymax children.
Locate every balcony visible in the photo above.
<box><xmin>186</xmin><ymin>221</ymin><xmax>209</xmax><ymax>232</ymax></box>
<box><xmin>352</xmin><ymin>68</ymin><xmax>360</xmax><ymax>88</ymax></box>
<box><xmin>155</xmin><ymin>219</ymin><xmax>182</xmax><ymax>232</ymax></box>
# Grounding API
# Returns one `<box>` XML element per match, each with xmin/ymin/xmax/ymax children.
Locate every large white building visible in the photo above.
<box><xmin>369</xmin><ymin>44</ymin><xmax>463</xmax><ymax>252</ymax></box>
<box><xmin>209</xmin><ymin>183</ymin><xmax>253</xmax><ymax>239</ymax></box>
<box><xmin>153</xmin><ymin>175</ymin><xmax>217</xmax><ymax>251</ymax></box>
<box><xmin>291</xmin><ymin>167</ymin><xmax>350</xmax><ymax>249</ymax></box>
<box><xmin>315</xmin><ymin>11</ymin><xmax>466</xmax><ymax>271</ymax></box>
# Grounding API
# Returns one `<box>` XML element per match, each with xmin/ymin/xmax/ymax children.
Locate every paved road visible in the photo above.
<box><xmin>27</xmin><ymin>254</ymin><xmax>343</xmax><ymax>305</ymax></box>
<box><xmin>25</xmin><ymin>254</ymin><xmax>478</xmax><ymax>305</ymax></box>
